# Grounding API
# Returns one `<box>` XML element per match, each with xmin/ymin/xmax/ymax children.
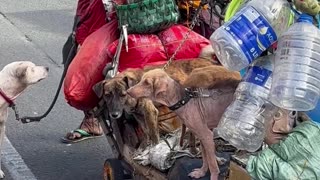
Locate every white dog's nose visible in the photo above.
<box><xmin>45</xmin><ymin>67</ymin><xmax>49</xmax><ymax>71</ymax></box>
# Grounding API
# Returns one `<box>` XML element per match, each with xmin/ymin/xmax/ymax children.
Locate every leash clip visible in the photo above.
<box><xmin>185</xmin><ymin>88</ymin><xmax>210</xmax><ymax>98</ymax></box>
<box><xmin>11</xmin><ymin>105</ymin><xmax>38</xmax><ymax>124</ymax></box>
<box><xmin>10</xmin><ymin>104</ymin><xmax>20</xmax><ymax>121</ymax></box>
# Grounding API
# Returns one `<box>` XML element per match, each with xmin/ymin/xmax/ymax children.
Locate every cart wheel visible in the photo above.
<box><xmin>103</xmin><ymin>159</ymin><xmax>124</xmax><ymax>180</ymax></box>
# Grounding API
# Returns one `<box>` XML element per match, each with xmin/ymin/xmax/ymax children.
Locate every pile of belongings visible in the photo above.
<box><xmin>62</xmin><ymin>0</ymin><xmax>224</xmax><ymax>111</ymax></box>
<box><xmin>218</xmin><ymin>0</ymin><xmax>320</xmax><ymax>179</ymax></box>
<box><xmin>62</xmin><ymin>0</ymin><xmax>320</xmax><ymax>178</ymax></box>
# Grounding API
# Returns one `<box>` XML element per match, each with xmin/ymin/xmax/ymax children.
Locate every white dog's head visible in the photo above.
<box><xmin>1</xmin><ymin>61</ymin><xmax>49</xmax><ymax>85</ymax></box>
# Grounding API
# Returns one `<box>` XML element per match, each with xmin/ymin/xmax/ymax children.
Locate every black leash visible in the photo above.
<box><xmin>13</xmin><ymin>33</ymin><xmax>78</xmax><ymax>124</ymax></box>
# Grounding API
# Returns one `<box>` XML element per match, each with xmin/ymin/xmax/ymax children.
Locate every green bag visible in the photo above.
<box><xmin>115</xmin><ymin>0</ymin><xmax>180</xmax><ymax>34</ymax></box>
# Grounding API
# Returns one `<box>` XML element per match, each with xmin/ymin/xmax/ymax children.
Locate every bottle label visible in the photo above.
<box><xmin>243</xmin><ymin>66</ymin><xmax>272</xmax><ymax>88</ymax></box>
<box><xmin>223</xmin><ymin>6</ymin><xmax>277</xmax><ymax>64</ymax></box>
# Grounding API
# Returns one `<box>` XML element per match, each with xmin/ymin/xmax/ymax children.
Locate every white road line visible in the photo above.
<box><xmin>2</xmin><ymin>136</ymin><xmax>37</xmax><ymax>180</ymax></box>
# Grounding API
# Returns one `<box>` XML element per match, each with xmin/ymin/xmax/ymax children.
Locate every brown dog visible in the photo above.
<box><xmin>264</xmin><ymin>109</ymin><xmax>299</xmax><ymax>145</ymax></box>
<box><xmin>127</xmin><ymin>66</ymin><xmax>241</xmax><ymax>180</ymax></box>
<box><xmin>93</xmin><ymin>58</ymin><xmax>216</xmax><ymax>145</ymax></box>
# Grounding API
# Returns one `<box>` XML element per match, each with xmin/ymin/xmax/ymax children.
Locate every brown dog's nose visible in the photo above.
<box><xmin>127</xmin><ymin>88</ymin><xmax>133</xmax><ymax>97</ymax></box>
<box><xmin>110</xmin><ymin>111</ymin><xmax>122</xmax><ymax>119</ymax></box>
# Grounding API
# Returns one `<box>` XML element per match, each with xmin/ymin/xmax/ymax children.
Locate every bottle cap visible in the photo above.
<box><xmin>297</xmin><ymin>13</ymin><xmax>313</xmax><ymax>23</ymax></box>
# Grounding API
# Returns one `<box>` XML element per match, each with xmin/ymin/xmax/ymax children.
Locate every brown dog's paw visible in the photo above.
<box><xmin>188</xmin><ymin>168</ymin><xmax>207</xmax><ymax>179</ymax></box>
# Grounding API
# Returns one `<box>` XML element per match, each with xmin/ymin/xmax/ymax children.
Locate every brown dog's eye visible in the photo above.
<box><xmin>142</xmin><ymin>80</ymin><xmax>148</xmax><ymax>86</ymax></box>
<box><xmin>144</xmin><ymin>78</ymin><xmax>152</xmax><ymax>86</ymax></box>
<box><xmin>274</xmin><ymin>111</ymin><xmax>282</xmax><ymax>119</ymax></box>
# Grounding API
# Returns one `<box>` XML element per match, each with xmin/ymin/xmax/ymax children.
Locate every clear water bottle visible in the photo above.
<box><xmin>215</xmin><ymin>54</ymin><xmax>278</xmax><ymax>152</ymax></box>
<box><xmin>270</xmin><ymin>14</ymin><xmax>320</xmax><ymax>111</ymax></box>
<box><xmin>210</xmin><ymin>0</ymin><xmax>291</xmax><ymax>71</ymax></box>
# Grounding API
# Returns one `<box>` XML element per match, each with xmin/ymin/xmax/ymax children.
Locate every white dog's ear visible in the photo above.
<box><xmin>93</xmin><ymin>80</ymin><xmax>106</xmax><ymax>98</ymax></box>
<box><xmin>15</xmin><ymin>66</ymin><xmax>27</xmax><ymax>79</ymax></box>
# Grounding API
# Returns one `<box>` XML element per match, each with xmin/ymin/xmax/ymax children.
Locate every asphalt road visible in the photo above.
<box><xmin>0</xmin><ymin>1</ymin><xmax>112</xmax><ymax>180</ymax></box>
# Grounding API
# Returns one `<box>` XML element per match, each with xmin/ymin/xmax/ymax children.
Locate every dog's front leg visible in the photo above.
<box><xmin>138</xmin><ymin>98</ymin><xmax>160</xmax><ymax>145</ymax></box>
<box><xmin>201</xmin><ymin>129</ymin><xmax>219</xmax><ymax>180</ymax></box>
<box><xmin>0</xmin><ymin>120</ymin><xmax>6</xmax><ymax>179</ymax></box>
<box><xmin>188</xmin><ymin>142</ymin><xmax>208</xmax><ymax>178</ymax></box>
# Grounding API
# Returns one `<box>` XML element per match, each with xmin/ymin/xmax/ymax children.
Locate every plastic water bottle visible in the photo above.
<box><xmin>210</xmin><ymin>0</ymin><xmax>291</xmax><ymax>71</ymax></box>
<box><xmin>270</xmin><ymin>14</ymin><xmax>320</xmax><ymax>111</ymax></box>
<box><xmin>215</xmin><ymin>54</ymin><xmax>278</xmax><ymax>152</ymax></box>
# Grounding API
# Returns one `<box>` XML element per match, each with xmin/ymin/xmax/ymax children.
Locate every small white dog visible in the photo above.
<box><xmin>0</xmin><ymin>61</ymin><xmax>49</xmax><ymax>178</ymax></box>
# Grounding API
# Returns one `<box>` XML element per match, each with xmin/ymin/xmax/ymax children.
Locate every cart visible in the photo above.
<box><xmin>85</xmin><ymin>0</ymin><xmax>235</xmax><ymax>179</ymax></box>
<box><xmin>18</xmin><ymin>0</ymin><xmax>236</xmax><ymax>178</ymax></box>
<box><xmin>91</xmin><ymin>94</ymin><xmax>246</xmax><ymax>180</ymax></box>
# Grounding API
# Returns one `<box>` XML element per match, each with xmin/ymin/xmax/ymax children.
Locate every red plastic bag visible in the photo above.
<box><xmin>107</xmin><ymin>34</ymin><xmax>167</xmax><ymax>72</ymax></box>
<box><xmin>64</xmin><ymin>20</ymin><xmax>119</xmax><ymax>111</ymax></box>
<box><xmin>158</xmin><ymin>25</ymin><xmax>211</xmax><ymax>60</ymax></box>
<box><xmin>75</xmin><ymin>0</ymin><xmax>107</xmax><ymax>45</ymax></box>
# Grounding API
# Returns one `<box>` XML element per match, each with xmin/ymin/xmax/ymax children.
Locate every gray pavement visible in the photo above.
<box><xmin>0</xmin><ymin>1</ymin><xmax>113</xmax><ymax>180</ymax></box>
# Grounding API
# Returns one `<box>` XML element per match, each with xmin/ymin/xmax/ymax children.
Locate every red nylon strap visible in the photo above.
<box><xmin>0</xmin><ymin>88</ymin><xmax>15</xmax><ymax>107</ymax></box>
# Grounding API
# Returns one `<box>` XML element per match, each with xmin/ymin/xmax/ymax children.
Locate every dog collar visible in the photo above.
<box><xmin>0</xmin><ymin>88</ymin><xmax>15</xmax><ymax>107</ymax></box>
<box><xmin>168</xmin><ymin>88</ymin><xmax>201</xmax><ymax>111</ymax></box>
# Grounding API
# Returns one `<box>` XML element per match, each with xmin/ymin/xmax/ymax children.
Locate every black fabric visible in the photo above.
<box><xmin>62</xmin><ymin>33</ymin><xmax>77</xmax><ymax>66</ymax></box>
<box><xmin>167</xmin><ymin>152</ymin><xmax>233</xmax><ymax>180</ymax></box>
<box><xmin>167</xmin><ymin>157</ymin><xmax>210</xmax><ymax>180</ymax></box>
<box><xmin>62</xmin><ymin>15</ymin><xmax>80</xmax><ymax>66</ymax></box>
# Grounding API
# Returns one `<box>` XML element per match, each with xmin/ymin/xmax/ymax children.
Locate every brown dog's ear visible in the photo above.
<box><xmin>93</xmin><ymin>80</ymin><xmax>106</xmax><ymax>98</ymax></box>
<box><xmin>123</xmin><ymin>76</ymin><xmax>136</xmax><ymax>87</ymax></box>
<box><xmin>154</xmin><ymin>77</ymin><xmax>168</xmax><ymax>98</ymax></box>
<box><xmin>15</xmin><ymin>66</ymin><xmax>28</xmax><ymax>79</ymax></box>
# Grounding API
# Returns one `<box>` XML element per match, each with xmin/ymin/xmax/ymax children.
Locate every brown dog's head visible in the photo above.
<box><xmin>264</xmin><ymin>109</ymin><xmax>297</xmax><ymax>145</ymax></box>
<box><xmin>93</xmin><ymin>71</ymin><xmax>140</xmax><ymax>119</ymax></box>
<box><xmin>127</xmin><ymin>69</ymin><xmax>174</xmax><ymax>106</ymax></box>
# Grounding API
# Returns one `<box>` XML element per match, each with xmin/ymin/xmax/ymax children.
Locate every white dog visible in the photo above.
<box><xmin>0</xmin><ymin>61</ymin><xmax>49</xmax><ymax>178</ymax></box>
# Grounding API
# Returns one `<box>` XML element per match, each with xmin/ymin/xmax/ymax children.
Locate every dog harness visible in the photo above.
<box><xmin>0</xmin><ymin>88</ymin><xmax>15</xmax><ymax>107</ymax></box>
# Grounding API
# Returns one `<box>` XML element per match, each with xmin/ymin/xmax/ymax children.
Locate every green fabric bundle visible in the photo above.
<box><xmin>115</xmin><ymin>0</ymin><xmax>179</xmax><ymax>34</ymax></box>
<box><xmin>247</xmin><ymin>121</ymin><xmax>320</xmax><ymax>180</ymax></box>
